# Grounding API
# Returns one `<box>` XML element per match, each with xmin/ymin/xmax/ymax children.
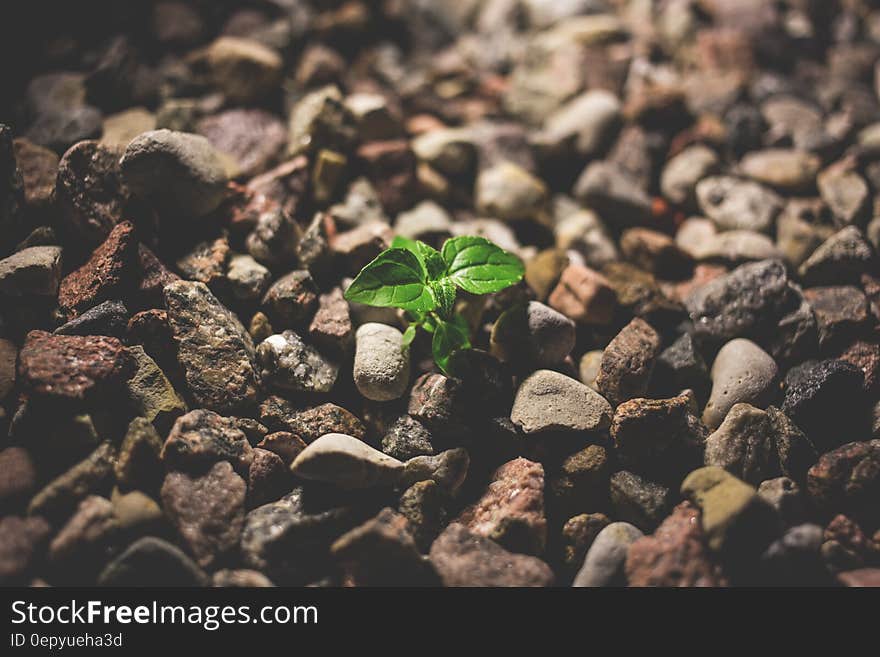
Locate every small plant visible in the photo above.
<box><xmin>344</xmin><ymin>235</ymin><xmax>524</xmax><ymax>375</ymax></box>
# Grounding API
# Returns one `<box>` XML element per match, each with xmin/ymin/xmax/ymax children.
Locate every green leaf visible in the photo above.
<box><xmin>343</xmin><ymin>248</ymin><xmax>436</xmax><ymax>312</ymax></box>
<box><xmin>429</xmin><ymin>278</ymin><xmax>457</xmax><ymax>318</ymax></box>
<box><xmin>432</xmin><ymin>317</ymin><xmax>471</xmax><ymax>375</ymax></box>
<box><xmin>393</xmin><ymin>236</ymin><xmax>446</xmax><ymax>280</ymax></box>
<box><xmin>401</xmin><ymin>324</ymin><xmax>417</xmax><ymax>347</ymax></box>
<box><xmin>441</xmin><ymin>236</ymin><xmax>524</xmax><ymax>294</ymax></box>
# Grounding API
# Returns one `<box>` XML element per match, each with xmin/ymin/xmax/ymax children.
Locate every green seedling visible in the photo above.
<box><xmin>344</xmin><ymin>235</ymin><xmax>524</xmax><ymax>375</ymax></box>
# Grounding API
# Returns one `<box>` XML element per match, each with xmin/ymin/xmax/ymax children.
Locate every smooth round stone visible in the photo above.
<box><xmin>290</xmin><ymin>433</ymin><xmax>404</xmax><ymax>489</ymax></box>
<box><xmin>511</xmin><ymin>369</ymin><xmax>612</xmax><ymax>434</ymax></box>
<box><xmin>696</xmin><ymin>230</ymin><xmax>781</xmax><ymax>264</ymax></box>
<box><xmin>572</xmin><ymin>522</ymin><xmax>643</xmax><ymax>587</ymax></box>
<box><xmin>703</xmin><ymin>339</ymin><xmax>778</xmax><ymax>430</ymax></box>
<box><xmin>739</xmin><ymin>149</ymin><xmax>821</xmax><ymax>193</ymax></box>
<box><xmin>353</xmin><ymin>323</ymin><xmax>410</xmax><ymax>401</ymax></box>
<box><xmin>120</xmin><ymin>129</ymin><xmax>228</xmax><ymax>218</ymax></box>
<box><xmin>539</xmin><ymin>89</ymin><xmax>622</xmax><ymax>157</ymax></box>
<box><xmin>475</xmin><ymin>161</ymin><xmax>548</xmax><ymax>222</ymax></box>
<box><xmin>660</xmin><ymin>144</ymin><xmax>720</xmax><ymax>206</ymax></box>
<box><xmin>490</xmin><ymin>301</ymin><xmax>576</xmax><ymax>367</ymax></box>
<box><xmin>695</xmin><ymin>176</ymin><xmax>783</xmax><ymax>233</ymax></box>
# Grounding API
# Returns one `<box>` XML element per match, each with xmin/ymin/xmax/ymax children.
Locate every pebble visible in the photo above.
<box><xmin>197</xmin><ymin>109</ymin><xmax>286</xmax><ymax>179</ymax></box>
<box><xmin>475</xmin><ymin>161</ymin><xmax>548</xmax><ymax>222</ymax></box>
<box><xmin>817</xmin><ymin>164</ymin><xmax>871</xmax><ymax>226</ymax></box>
<box><xmin>703</xmin><ymin>339</ymin><xmax>778</xmax><ymax>430</ymax></box>
<box><xmin>549</xmin><ymin>444</ymin><xmax>610</xmax><ymax>519</ymax></box>
<box><xmin>55</xmin><ymin>299</ymin><xmax>129</xmax><ymax>338</ymax></box>
<box><xmin>411</xmin><ymin>128</ymin><xmax>476</xmax><ymax>176</ymax></box>
<box><xmin>399</xmin><ymin>449</ymin><xmax>470</xmax><ymax>497</ymax></box>
<box><xmin>626</xmin><ymin>502</ymin><xmax>726</xmax><ymax>587</ymax></box>
<box><xmin>261</xmin><ymin>270</ymin><xmax>319</xmax><ymax>327</ymax></box>
<box><xmin>572</xmin><ymin>522</ymin><xmax>643</xmax><ymax>587</ymax></box>
<box><xmin>429</xmin><ymin>523</ymin><xmax>554</xmax><ymax>587</ymax></box>
<box><xmin>353</xmin><ymin>323</ymin><xmax>410</xmax><ymax>402</ymax></box>
<box><xmin>511</xmin><ymin>369</ymin><xmax>612</xmax><ymax>434</ymax></box>
<box><xmin>611</xmin><ymin>395</ymin><xmax>706</xmax><ymax>483</ymax></box>
<box><xmin>111</xmin><ymin>489</ymin><xmax>163</xmax><ymax>534</ymax></box>
<box><xmin>695</xmin><ymin>176</ymin><xmax>783</xmax><ymax>233</ymax></box>
<box><xmin>259</xmin><ymin>398</ymin><xmax>365</xmax><ymax>444</ymax></box>
<box><xmin>696</xmin><ymin>230</ymin><xmax>781</xmax><ymax>264</ymax></box>
<box><xmin>0</xmin><ymin>447</ymin><xmax>37</xmax><ymax>511</ymax></box>
<box><xmin>739</xmin><ymin>149</ymin><xmax>821</xmax><ymax>192</ymax></box>
<box><xmin>331</xmin><ymin>508</ymin><xmax>439</xmax><ymax>586</ymax></box>
<box><xmin>686</xmin><ymin>259</ymin><xmax>793</xmax><ymax>345</ymax></box>
<box><xmin>165</xmin><ymin>280</ymin><xmax>259</xmax><ymax>413</ymax></box>
<box><xmin>48</xmin><ymin>496</ymin><xmax>119</xmax><ymax>578</ymax></box>
<box><xmin>456</xmin><ymin>458</ymin><xmax>547</xmax><ymax>555</ymax></box>
<box><xmin>807</xmin><ymin>440</ymin><xmax>880</xmax><ymax>527</ymax></box>
<box><xmin>759</xmin><ymin>523</ymin><xmax>828</xmax><ymax>585</ymax></box>
<box><xmin>286</xmin><ymin>85</ymin><xmax>356</xmax><ymax>158</ymax></box>
<box><xmin>804</xmin><ymin>286</ymin><xmax>870</xmax><ymax>349</ymax></box>
<box><xmin>705</xmin><ymin>404</ymin><xmax>816</xmax><ymax>485</ymax></box>
<box><xmin>490</xmin><ymin>301</ymin><xmax>575</xmax><ymax>367</ymax></box>
<box><xmin>408</xmin><ymin>373</ymin><xmax>468</xmax><ymax>437</ymax></box>
<box><xmin>757</xmin><ymin>477</ymin><xmax>807</xmax><ymax>528</ymax></box>
<box><xmin>161</xmin><ymin>409</ymin><xmax>254</xmax><ymax>475</ymax></box>
<box><xmin>0</xmin><ymin>516</ymin><xmax>50</xmax><ymax>584</ymax></box>
<box><xmin>620</xmin><ymin>228</ymin><xmax>693</xmax><ymax>278</ymax></box>
<box><xmin>26</xmin><ymin>106</ymin><xmax>103</xmax><ymax>155</ymax></box>
<box><xmin>115</xmin><ymin>417</ymin><xmax>163</xmax><ymax>491</ymax></box>
<box><xmin>609</xmin><ymin>470</ymin><xmax>671</xmax><ymax>533</ymax></box>
<box><xmin>596</xmin><ymin>318</ymin><xmax>661</xmax><ymax>407</ymax></box>
<box><xmin>256</xmin><ymin>331</ymin><xmax>339</xmax><ymax>394</ymax></box>
<box><xmin>399</xmin><ymin>480</ymin><xmax>447</xmax><ymax>552</ymax></box>
<box><xmin>538</xmin><ymin>89</ymin><xmax>622</xmax><ymax>158</ymax></box>
<box><xmin>226</xmin><ymin>254</ymin><xmax>271</xmax><ymax>302</ymax></box>
<box><xmin>0</xmin><ymin>246</ymin><xmax>63</xmax><ymax>297</ymax></box>
<box><xmin>560</xmin><ymin>513</ymin><xmax>610</xmax><ymax>574</ymax></box>
<box><xmin>681</xmin><ymin>466</ymin><xmax>779</xmax><ymax>558</ymax></box>
<box><xmin>161</xmin><ymin>461</ymin><xmax>247</xmax><ymax>568</ymax></box>
<box><xmin>18</xmin><ymin>331</ymin><xmax>134</xmax><ymax>404</ymax></box>
<box><xmin>524</xmin><ymin>248</ymin><xmax>568</xmax><ymax>301</ymax></box>
<box><xmin>100</xmin><ymin>107</ymin><xmax>156</xmax><ymax>148</ymax></box>
<box><xmin>382</xmin><ymin>415</ymin><xmax>434</xmax><ymax>461</ymax></box>
<box><xmin>660</xmin><ymin>144</ymin><xmax>720</xmax><ymax>206</ymax></box>
<box><xmin>97</xmin><ymin>537</ymin><xmax>207</xmax><ymax>587</ymax></box>
<box><xmin>176</xmin><ymin>236</ymin><xmax>229</xmax><ymax>285</ymax></box>
<box><xmin>578</xmin><ymin>350</ymin><xmax>603</xmax><ymax>391</ymax></box>
<box><xmin>573</xmin><ymin>161</ymin><xmax>652</xmax><ymax>228</ymax></box>
<box><xmin>290</xmin><ymin>433</ymin><xmax>403</xmax><ymax>490</ymax></box>
<box><xmin>547</xmin><ymin>263</ymin><xmax>617</xmax><ymax>325</ymax></box>
<box><xmin>200</xmin><ymin>36</ymin><xmax>282</xmax><ymax>103</ymax></box>
<box><xmin>308</xmin><ymin>288</ymin><xmax>353</xmax><ymax>354</ymax></box>
<box><xmin>247</xmin><ymin>449</ymin><xmax>291</xmax><ymax>509</ymax></box>
<box><xmin>58</xmin><ymin>220</ymin><xmax>137</xmax><ymax>314</ymax></box>
<box><xmin>239</xmin><ymin>488</ymin><xmax>361</xmax><ymax>584</ymax></box>
<box><xmin>125</xmin><ymin>345</ymin><xmax>186</xmax><ymax>434</ymax></box>
<box><xmin>120</xmin><ymin>129</ymin><xmax>228</xmax><ymax>218</ymax></box>
<box><xmin>782</xmin><ymin>359</ymin><xmax>866</xmax><ymax>450</ymax></box>
<box><xmin>256</xmin><ymin>432</ymin><xmax>307</xmax><ymax>466</ymax></box>
<box><xmin>654</xmin><ymin>333</ymin><xmax>710</xmax><ymax>404</ymax></box>
<box><xmin>602</xmin><ymin>262</ymin><xmax>686</xmax><ymax>328</ymax></box>
<box><xmin>13</xmin><ymin>138</ymin><xmax>58</xmax><ymax>212</ymax></box>
<box><xmin>798</xmin><ymin>226</ymin><xmax>875</xmax><ymax>287</ymax></box>
<box><xmin>28</xmin><ymin>443</ymin><xmax>115</xmax><ymax>521</ymax></box>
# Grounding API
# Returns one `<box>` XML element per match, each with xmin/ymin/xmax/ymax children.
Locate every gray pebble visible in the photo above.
<box><xmin>353</xmin><ymin>323</ymin><xmax>410</xmax><ymax>401</ymax></box>
<box><xmin>703</xmin><ymin>339</ymin><xmax>778</xmax><ymax>430</ymax></box>
<box><xmin>511</xmin><ymin>369</ymin><xmax>612</xmax><ymax>434</ymax></box>
<box><xmin>572</xmin><ymin>522</ymin><xmax>643</xmax><ymax>587</ymax></box>
<box><xmin>120</xmin><ymin>129</ymin><xmax>228</xmax><ymax>218</ymax></box>
<box><xmin>290</xmin><ymin>433</ymin><xmax>404</xmax><ymax>489</ymax></box>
